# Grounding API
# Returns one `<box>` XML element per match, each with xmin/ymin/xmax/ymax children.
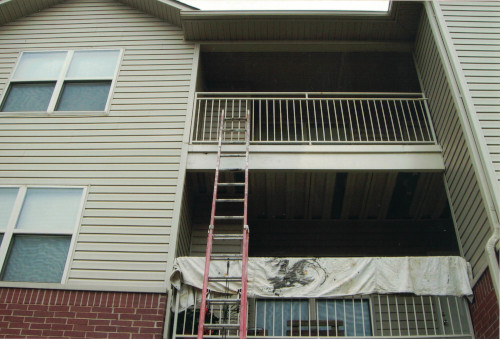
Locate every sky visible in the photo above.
<box><xmin>180</xmin><ymin>0</ymin><xmax>391</xmax><ymax>11</ymax></box>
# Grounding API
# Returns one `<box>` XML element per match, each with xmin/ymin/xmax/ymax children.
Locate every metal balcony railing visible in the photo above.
<box><xmin>191</xmin><ymin>93</ymin><xmax>437</xmax><ymax>144</ymax></box>
<box><xmin>172</xmin><ymin>291</ymin><xmax>473</xmax><ymax>338</ymax></box>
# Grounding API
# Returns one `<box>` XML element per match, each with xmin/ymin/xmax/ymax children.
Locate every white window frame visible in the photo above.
<box><xmin>0</xmin><ymin>49</ymin><xmax>123</xmax><ymax>115</ymax></box>
<box><xmin>0</xmin><ymin>185</ymin><xmax>87</xmax><ymax>283</ymax></box>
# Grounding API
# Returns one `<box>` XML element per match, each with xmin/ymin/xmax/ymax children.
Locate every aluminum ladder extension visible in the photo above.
<box><xmin>197</xmin><ymin>109</ymin><xmax>250</xmax><ymax>339</ymax></box>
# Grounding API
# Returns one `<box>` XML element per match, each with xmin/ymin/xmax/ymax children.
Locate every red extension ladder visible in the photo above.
<box><xmin>197</xmin><ymin>109</ymin><xmax>250</xmax><ymax>339</ymax></box>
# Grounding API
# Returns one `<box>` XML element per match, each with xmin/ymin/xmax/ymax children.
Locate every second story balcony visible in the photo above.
<box><xmin>191</xmin><ymin>92</ymin><xmax>436</xmax><ymax>145</ymax></box>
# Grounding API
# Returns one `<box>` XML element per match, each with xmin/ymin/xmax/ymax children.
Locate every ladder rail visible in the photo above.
<box><xmin>239</xmin><ymin>110</ymin><xmax>250</xmax><ymax>339</ymax></box>
<box><xmin>198</xmin><ymin>108</ymin><xmax>250</xmax><ymax>339</ymax></box>
<box><xmin>197</xmin><ymin>110</ymin><xmax>226</xmax><ymax>339</ymax></box>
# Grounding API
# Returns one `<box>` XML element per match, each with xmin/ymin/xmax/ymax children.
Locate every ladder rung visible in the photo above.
<box><xmin>220</xmin><ymin>154</ymin><xmax>245</xmax><ymax>157</ymax></box>
<box><xmin>213</xmin><ymin>234</ymin><xmax>244</xmax><ymax>240</ymax></box>
<box><xmin>216</xmin><ymin>198</ymin><xmax>244</xmax><ymax>202</ymax></box>
<box><xmin>224</xmin><ymin>117</ymin><xmax>247</xmax><ymax>121</ymax></box>
<box><xmin>207</xmin><ymin>298</ymin><xmax>240</xmax><ymax>305</ymax></box>
<box><xmin>204</xmin><ymin>324</ymin><xmax>240</xmax><ymax>330</ymax></box>
<box><xmin>215</xmin><ymin>216</ymin><xmax>244</xmax><ymax>220</ymax></box>
<box><xmin>209</xmin><ymin>276</ymin><xmax>242</xmax><ymax>282</ymax></box>
<box><xmin>211</xmin><ymin>254</ymin><xmax>243</xmax><ymax>260</ymax></box>
<box><xmin>218</xmin><ymin>183</ymin><xmax>244</xmax><ymax>186</ymax></box>
<box><xmin>223</xmin><ymin>128</ymin><xmax>246</xmax><ymax>132</ymax></box>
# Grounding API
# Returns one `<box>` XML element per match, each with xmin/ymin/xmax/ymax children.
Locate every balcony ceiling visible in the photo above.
<box><xmin>188</xmin><ymin>171</ymin><xmax>450</xmax><ymax>221</ymax></box>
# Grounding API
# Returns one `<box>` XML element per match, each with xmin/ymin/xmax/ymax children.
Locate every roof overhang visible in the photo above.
<box><xmin>180</xmin><ymin>2</ymin><xmax>422</xmax><ymax>42</ymax></box>
<box><xmin>0</xmin><ymin>0</ymin><xmax>421</xmax><ymax>44</ymax></box>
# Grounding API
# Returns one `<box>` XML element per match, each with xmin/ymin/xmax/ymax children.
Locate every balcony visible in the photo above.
<box><xmin>191</xmin><ymin>93</ymin><xmax>436</xmax><ymax>145</ymax></box>
<box><xmin>169</xmin><ymin>257</ymin><xmax>473</xmax><ymax>339</ymax></box>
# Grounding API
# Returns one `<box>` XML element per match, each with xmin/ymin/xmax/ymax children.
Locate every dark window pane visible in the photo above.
<box><xmin>56</xmin><ymin>81</ymin><xmax>111</xmax><ymax>111</ymax></box>
<box><xmin>1</xmin><ymin>83</ymin><xmax>55</xmax><ymax>112</ymax></box>
<box><xmin>2</xmin><ymin>235</ymin><xmax>71</xmax><ymax>283</ymax></box>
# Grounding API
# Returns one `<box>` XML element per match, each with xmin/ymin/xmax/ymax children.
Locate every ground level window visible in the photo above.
<box><xmin>0</xmin><ymin>186</ymin><xmax>85</xmax><ymax>283</ymax></box>
<box><xmin>254</xmin><ymin>298</ymin><xmax>372</xmax><ymax>337</ymax></box>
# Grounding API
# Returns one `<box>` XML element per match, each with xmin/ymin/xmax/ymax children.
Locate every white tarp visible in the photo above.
<box><xmin>170</xmin><ymin>256</ymin><xmax>472</xmax><ymax>310</ymax></box>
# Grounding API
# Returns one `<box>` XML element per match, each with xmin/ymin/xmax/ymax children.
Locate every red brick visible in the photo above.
<box><xmin>141</xmin><ymin>314</ymin><xmax>164</xmax><ymax>322</ymax></box>
<box><xmin>139</xmin><ymin>327</ymin><xmax>162</xmax><ymax>334</ymax></box>
<box><xmin>42</xmin><ymin>329</ymin><xmax>64</xmax><ymax>336</ymax></box>
<box><xmin>0</xmin><ymin>328</ymin><xmax>21</xmax><ymax>335</ymax></box>
<box><xmin>27</xmin><ymin>305</ymin><xmax>49</xmax><ymax>311</ymax></box>
<box><xmin>0</xmin><ymin>309</ymin><xmax>13</xmax><ymax>316</ymax></box>
<box><xmin>63</xmin><ymin>330</ymin><xmax>86</xmax><ymax>337</ymax></box>
<box><xmin>86</xmin><ymin>332</ymin><xmax>108</xmax><ymax>338</ymax></box>
<box><xmin>3</xmin><ymin>316</ymin><xmax>25</xmax><ymax>323</ymax></box>
<box><xmin>72</xmin><ymin>324</ymin><xmax>96</xmax><ymax>332</ymax></box>
<box><xmin>20</xmin><ymin>328</ymin><xmax>43</xmax><ymax>336</ymax></box>
<box><xmin>12</xmin><ymin>310</ymin><xmax>34</xmax><ymax>317</ymax></box>
<box><xmin>136</xmin><ymin>308</ymin><xmax>159</xmax><ymax>315</ymax></box>
<box><xmin>119</xmin><ymin>313</ymin><xmax>142</xmax><ymax>321</ymax></box>
<box><xmin>109</xmin><ymin>333</ymin><xmax>131</xmax><ymax>339</ymax></box>
<box><xmin>6</xmin><ymin>303</ymin><xmax>29</xmax><ymax>310</ymax></box>
<box><xmin>91</xmin><ymin>306</ymin><xmax>113</xmax><ymax>313</ymax></box>
<box><xmin>133</xmin><ymin>321</ymin><xmax>155</xmax><ymax>328</ymax></box>
<box><xmin>48</xmin><ymin>305</ymin><xmax>69</xmax><ymax>312</ymax></box>
<box><xmin>54</xmin><ymin>311</ymin><xmax>76</xmax><ymax>318</ymax></box>
<box><xmin>44</xmin><ymin>317</ymin><xmax>67</xmax><ymax>325</ymax></box>
<box><xmin>29</xmin><ymin>323</ymin><xmax>52</xmax><ymax>330</ymax></box>
<box><xmin>22</xmin><ymin>317</ymin><xmax>45</xmax><ymax>324</ymax></box>
<box><xmin>97</xmin><ymin>312</ymin><xmax>119</xmax><ymax>320</ymax></box>
<box><xmin>33</xmin><ymin>310</ymin><xmax>55</xmax><ymax>317</ymax></box>
<box><xmin>131</xmin><ymin>334</ymin><xmax>155</xmax><ymax>339</ymax></box>
<box><xmin>115</xmin><ymin>307</ymin><xmax>136</xmax><ymax>314</ymax></box>
<box><xmin>67</xmin><ymin>318</ymin><xmax>89</xmax><ymax>325</ymax></box>
<box><xmin>76</xmin><ymin>312</ymin><xmax>98</xmax><ymax>319</ymax></box>
<box><xmin>110</xmin><ymin>320</ymin><xmax>133</xmax><ymax>327</ymax></box>
<box><xmin>116</xmin><ymin>326</ymin><xmax>139</xmax><ymax>334</ymax></box>
<box><xmin>70</xmin><ymin>306</ymin><xmax>92</xmax><ymax>313</ymax></box>
<box><xmin>49</xmin><ymin>323</ymin><xmax>73</xmax><ymax>331</ymax></box>
<box><xmin>88</xmin><ymin>319</ymin><xmax>110</xmax><ymax>326</ymax></box>
<box><xmin>95</xmin><ymin>325</ymin><xmax>118</xmax><ymax>332</ymax></box>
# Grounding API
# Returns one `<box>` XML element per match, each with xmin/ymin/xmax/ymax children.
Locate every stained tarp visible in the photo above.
<box><xmin>170</xmin><ymin>256</ymin><xmax>472</xmax><ymax>310</ymax></box>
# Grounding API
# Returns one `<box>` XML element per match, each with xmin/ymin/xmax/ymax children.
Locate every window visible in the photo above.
<box><xmin>1</xmin><ymin>50</ymin><xmax>121</xmax><ymax>113</ymax></box>
<box><xmin>0</xmin><ymin>186</ymin><xmax>85</xmax><ymax>283</ymax></box>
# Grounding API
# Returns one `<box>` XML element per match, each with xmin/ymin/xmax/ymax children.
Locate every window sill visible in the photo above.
<box><xmin>0</xmin><ymin>111</ymin><xmax>109</xmax><ymax>117</ymax></box>
<box><xmin>0</xmin><ymin>281</ymin><xmax>167</xmax><ymax>293</ymax></box>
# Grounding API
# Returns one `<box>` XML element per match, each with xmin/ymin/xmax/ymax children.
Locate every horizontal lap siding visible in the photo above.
<box><xmin>439</xmin><ymin>2</ymin><xmax>500</xmax><ymax>187</ymax></box>
<box><xmin>0</xmin><ymin>0</ymin><xmax>194</xmax><ymax>289</ymax></box>
<box><xmin>414</xmin><ymin>11</ymin><xmax>491</xmax><ymax>277</ymax></box>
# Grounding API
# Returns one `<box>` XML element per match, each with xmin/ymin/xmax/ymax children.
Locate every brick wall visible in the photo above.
<box><xmin>0</xmin><ymin>288</ymin><xmax>166</xmax><ymax>338</ymax></box>
<box><xmin>469</xmin><ymin>269</ymin><xmax>500</xmax><ymax>339</ymax></box>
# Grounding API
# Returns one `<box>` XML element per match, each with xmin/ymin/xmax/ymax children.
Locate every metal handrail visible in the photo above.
<box><xmin>191</xmin><ymin>92</ymin><xmax>436</xmax><ymax>145</ymax></box>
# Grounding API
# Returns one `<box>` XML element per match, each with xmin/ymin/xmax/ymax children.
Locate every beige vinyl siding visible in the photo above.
<box><xmin>438</xmin><ymin>1</ymin><xmax>500</xmax><ymax>187</ymax></box>
<box><xmin>0</xmin><ymin>0</ymin><xmax>194</xmax><ymax>289</ymax></box>
<box><xmin>414</xmin><ymin>10</ymin><xmax>492</xmax><ymax>277</ymax></box>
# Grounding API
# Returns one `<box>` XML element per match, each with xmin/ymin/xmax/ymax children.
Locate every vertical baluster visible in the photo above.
<box><xmin>299</xmin><ymin>300</ymin><xmax>302</xmax><ymax>337</ymax></box>
<box><xmin>420</xmin><ymin>100</ymin><xmax>432</xmax><ymax>141</ymax></box>
<box><xmin>263</xmin><ymin>300</ymin><xmax>267</xmax><ymax>336</ymax></box>
<box><xmin>406</xmin><ymin>100</ymin><xmax>418</xmax><ymax>141</ymax></box>
<box><xmin>413</xmin><ymin>296</ymin><xmax>419</xmax><ymax>335</ymax></box>
<box><xmin>386</xmin><ymin>100</ymin><xmax>397</xmax><ymax>141</ymax></box>
<box><xmin>299</xmin><ymin>100</ymin><xmax>305</xmax><ymax>141</ymax></box>
<box><xmin>352</xmin><ymin>296</ymin><xmax>357</xmax><ymax>336</ymax></box>
<box><xmin>347</xmin><ymin>100</ymin><xmax>354</xmax><ymax>141</ymax></box>
<box><xmin>325</xmin><ymin>300</ymin><xmax>330</xmax><ymax>337</ymax></box>
<box><xmin>293</xmin><ymin>100</ymin><xmax>298</xmax><ymax>142</ymax></box>
<box><xmin>272</xmin><ymin>300</ymin><xmax>276</xmax><ymax>336</ymax></box>
<box><xmin>455</xmin><ymin>297</ymin><xmax>464</xmax><ymax>334</ymax></box>
<box><xmin>372</xmin><ymin>100</ymin><xmax>382</xmax><ymax>141</ymax></box>
<box><xmin>254</xmin><ymin>301</ymin><xmax>258</xmax><ymax>337</ymax></box>
<box><xmin>279</xmin><ymin>100</ymin><xmax>283</xmax><ymax>142</ymax></box>
<box><xmin>395</xmin><ymin>295</ymin><xmax>401</xmax><ymax>336</ymax></box>
<box><xmin>353</xmin><ymin>100</ymin><xmax>362</xmax><ymax>141</ymax></box>
<box><xmin>208</xmin><ymin>99</ymin><xmax>213</xmax><ymax>141</ymax></box>
<box><xmin>312</xmin><ymin>99</ymin><xmax>319</xmax><ymax>142</ymax></box>
<box><xmin>259</xmin><ymin>100</ymin><xmax>262</xmax><ymax>142</ymax></box>
<box><xmin>343</xmin><ymin>299</ymin><xmax>347</xmax><ymax>336</ymax></box>
<box><xmin>399</xmin><ymin>100</ymin><xmax>410</xmax><ymax>141</ymax></box>
<box><xmin>366</xmin><ymin>100</ymin><xmax>376</xmax><ymax>141</ymax></box>
<box><xmin>412</xmin><ymin>100</ymin><xmax>425</xmax><ymax>141</ymax></box>
<box><xmin>421</xmin><ymin>296</ymin><xmax>428</xmax><ymax>335</ymax></box>
<box><xmin>273</xmin><ymin>99</ymin><xmax>276</xmax><ymax>142</ymax></box>
<box><xmin>387</xmin><ymin>295</ymin><xmax>392</xmax><ymax>336</ymax></box>
<box><xmin>447</xmin><ymin>297</ymin><xmax>456</xmax><ymax>334</ymax></box>
<box><xmin>320</xmin><ymin>100</ymin><xmax>326</xmax><ymax>141</ymax></box>
<box><xmin>429</xmin><ymin>296</ymin><xmax>437</xmax><ymax>335</ymax></box>
<box><xmin>326</xmin><ymin>100</ymin><xmax>333</xmax><ymax>142</ymax></box>
<box><xmin>334</xmin><ymin>300</ymin><xmax>338</xmax><ymax>337</ymax></box>
<box><xmin>438</xmin><ymin>297</ymin><xmax>445</xmax><ymax>335</ymax></box>
<box><xmin>251</xmin><ymin>99</ymin><xmax>255</xmax><ymax>142</ymax></box>
<box><xmin>194</xmin><ymin>98</ymin><xmax>202</xmax><ymax>141</ymax></box>
<box><xmin>359</xmin><ymin>99</ymin><xmax>368</xmax><ymax>141</ymax></box>
<box><xmin>286</xmin><ymin>100</ymin><xmax>290</xmax><ymax>142</ymax></box>
<box><xmin>392</xmin><ymin>100</ymin><xmax>403</xmax><ymax>141</ymax></box>
<box><xmin>379</xmin><ymin>100</ymin><xmax>389</xmax><ymax>141</ymax></box>
<box><xmin>338</xmin><ymin>100</ymin><xmax>346</xmax><ymax>141</ymax></box>
<box><xmin>378</xmin><ymin>295</ymin><xmax>383</xmax><ymax>336</ymax></box>
<box><xmin>306</xmin><ymin>100</ymin><xmax>312</xmax><ymax>142</ymax></box>
<box><xmin>266</xmin><ymin>100</ymin><xmax>269</xmax><ymax>142</ymax></box>
<box><xmin>192</xmin><ymin>290</ymin><xmax>197</xmax><ymax>335</ymax></box>
<box><xmin>404</xmin><ymin>296</ymin><xmax>409</xmax><ymax>335</ymax></box>
<box><xmin>172</xmin><ymin>290</ymin><xmax>180</xmax><ymax>339</ymax></box>
<box><xmin>282</xmin><ymin>300</ymin><xmax>285</xmax><ymax>336</ymax></box>
<box><xmin>361</xmin><ymin>296</ymin><xmax>366</xmax><ymax>336</ymax></box>
<box><xmin>201</xmin><ymin>99</ymin><xmax>208</xmax><ymax>141</ymax></box>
